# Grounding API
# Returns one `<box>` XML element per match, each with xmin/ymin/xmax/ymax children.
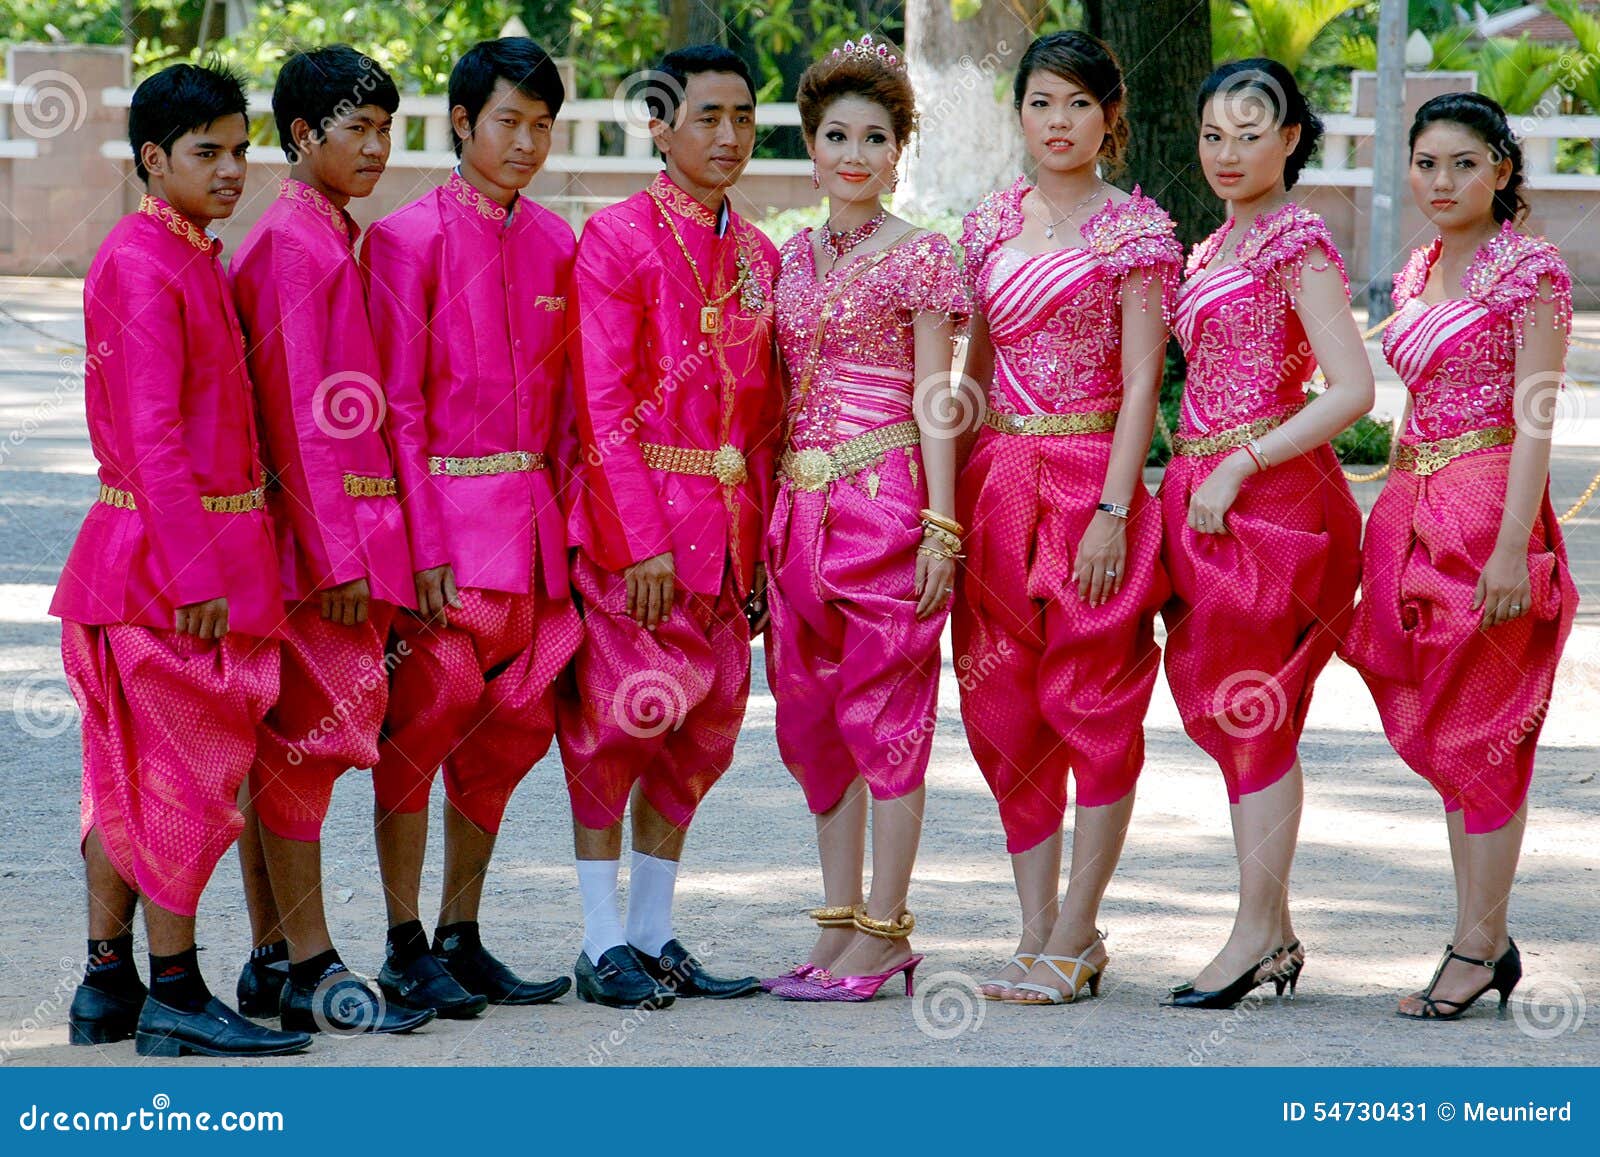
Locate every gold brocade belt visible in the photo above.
<box><xmin>342</xmin><ymin>474</ymin><xmax>398</xmax><ymax>498</ymax></box>
<box><xmin>779</xmin><ymin>421</ymin><xmax>921</xmax><ymax>492</ymax></box>
<box><xmin>428</xmin><ymin>451</ymin><xmax>548</xmax><ymax>477</ymax></box>
<box><xmin>639</xmin><ymin>441</ymin><xmax>748</xmax><ymax>487</ymax></box>
<box><xmin>97</xmin><ymin>483</ymin><xmax>265</xmax><ymax>514</ymax></box>
<box><xmin>1170</xmin><ymin>410</ymin><xmax>1297</xmax><ymax>458</ymax></box>
<box><xmin>983</xmin><ymin>410</ymin><xmax>1119</xmax><ymax>437</ymax></box>
<box><xmin>1394</xmin><ymin>427</ymin><xmax>1515</xmax><ymax>476</ymax></box>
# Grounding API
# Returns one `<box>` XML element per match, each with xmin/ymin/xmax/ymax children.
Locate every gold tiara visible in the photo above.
<box><xmin>828</xmin><ymin>32</ymin><xmax>905</xmax><ymax>74</ymax></box>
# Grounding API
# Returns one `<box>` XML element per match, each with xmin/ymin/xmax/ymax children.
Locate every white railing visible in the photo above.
<box><xmin>98</xmin><ymin>88</ymin><xmax>810</xmax><ymax>175</ymax></box>
<box><xmin>0</xmin><ymin>82</ymin><xmax>44</xmax><ymax>159</ymax></box>
<box><xmin>1305</xmin><ymin>112</ymin><xmax>1600</xmax><ymax>189</ymax></box>
<box><xmin>92</xmin><ymin>89</ymin><xmax>1600</xmax><ymax>189</ymax></box>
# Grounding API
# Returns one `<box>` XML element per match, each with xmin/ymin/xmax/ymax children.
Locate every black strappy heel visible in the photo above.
<box><xmin>1397</xmin><ymin>938</ymin><xmax>1521</xmax><ymax>1021</ymax></box>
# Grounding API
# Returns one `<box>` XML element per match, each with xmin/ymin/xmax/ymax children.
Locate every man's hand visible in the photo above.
<box><xmin>625</xmin><ymin>551</ymin><xmax>675</xmax><ymax>630</ymax></box>
<box><xmin>320</xmin><ymin>577</ymin><xmax>371</xmax><ymax>626</ymax></box>
<box><xmin>175</xmin><ymin>597</ymin><xmax>229</xmax><ymax>639</ymax></box>
<box><xmin>414</xmin><ymin>564</ymin><xmax>460</xmax><ymax>626</ymax></box>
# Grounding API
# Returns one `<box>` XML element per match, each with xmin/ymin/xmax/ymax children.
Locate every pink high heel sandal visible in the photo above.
<box><xmin>774</xmin><ymin>954</ymin><xmax>924</xmax><ymax>1002</ymax></box>
<box><xmin>773</xmin><ymin>910</ymin><xmax>921</xmax><ymax>1003</ymax></box>
<box><xmin>763</xmin><ymin>903</ymin><xmax>862</xmax><ymax>994</ymax></box>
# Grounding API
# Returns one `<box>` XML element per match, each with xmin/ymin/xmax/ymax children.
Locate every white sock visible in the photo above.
<box><xmin>577</xmin><ymin>859</ymin><xmax>626</xmax><ymax>963</ymax></box>
<box><xmin>625</xmin><ymin>852</ymin><xmax>679</xmax><ymax>956</ymax></box>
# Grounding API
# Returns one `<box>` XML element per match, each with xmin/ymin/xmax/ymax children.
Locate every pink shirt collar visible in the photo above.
<box><xmin>278</xmin><ymin>177</ymin><xmax>360</xmax><ymax>247</ymax></box>
<box><xmin>138</xmin><ymin>194</ymin><xmax>219</xmax><ymax>255</ymax></box>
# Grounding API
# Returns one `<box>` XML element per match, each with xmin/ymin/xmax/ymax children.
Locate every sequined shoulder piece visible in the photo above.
<box><xmin>1392</xmin><ymin>242</ymin><xmax>1437</xmax><ymax>308</ymax></box>
<box><xmin>888</xmin><ymin>229</ymin><xmax>972</xmax><ymax>320</ymax></box>
<box><xmin>1237</xmin><ymin>202</ymin><xmax>1348</xmax><ymax>293</ymax></box>
<box><xmin>958</xmin><ymin>176</ymin><xmax>1027</xmax><ymax>294</ymax></box>
<box><xmin>1185</xmin><ymin>220</ymin><xmax>1230</xmax><ymax>279</ymax></box>
<box><xmin>779</xmin><ymin>228</ymin><xmax>812</xmax><ymax>272</ymax></box>
<box><xmin>1466</xmin><ymin>222</ymin><xmax>1572</xmax><ymax>333</ymax></box>
<box><xmin>1083</xmin><ymin>186</ymin><xmax>1182</xmax><ymax>275</ymax></box>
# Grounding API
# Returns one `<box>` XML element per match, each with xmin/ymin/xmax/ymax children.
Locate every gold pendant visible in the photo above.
<box><xmin>907</xmin><ymin>457</ymin><xmax>918</xmax><ymax>490</ymax></box>
<box><xmin>700</xmin><ymin>306</ymin><xmax>721</xmax><ymax>334</ymax></box>
<box><xmin>866</xmin><ymin>470</ymin><xmax>880</xmax><ymax>500</ymax></box>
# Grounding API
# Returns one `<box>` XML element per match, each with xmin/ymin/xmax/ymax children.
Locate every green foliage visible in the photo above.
<box><xmin>1333</xmin><ymin>413</ymin><xmax>1393</xmax><ymax>465</ymax></box>
<box><xmin>1226</xmin><ymin>0</ymin><xmax>1367</xmax><ymax>73</ymax></box>
<box><xmin>1546</xmin><ymin>0</ymin><xmax>1600</xmax><ymax>112</ymax></box>
<box><xmin>1211</xmin><ymin>0</ymin><xmax>1257</xmax><ymax>63</ymax></box>
<box><xmin>1332</xmin><ymin>32</ymin><xmax>1377</xmax><ymax>72</ymax></box>
<box><xmin>1474</xmin><ymin>36</ymin><xmax>1562</xmax><ymax>115</ymax></box>
<box><xmin>204</xmin><ymin>2</ymin><xmax>520</xmax><ymax>93</ymax></box>
<box><xmin>2</xmin><ymin>0</ymin><xmax>128</xmax><ymax>48</ymax></box>
<box><xmin>567</xmin><ymin>0</ymin><xmax>669</xmax><ymax>98</ymax></box>
<box><xmin>1427</xmin><ymin>25</ymin><xmax>1479</xmax><ymax>71</ymax></box>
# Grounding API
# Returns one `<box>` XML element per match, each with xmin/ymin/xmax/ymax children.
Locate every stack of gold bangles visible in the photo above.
<box><xmin>919</xmin><ymin>508</ymin><xmax>964</xmax><ymax>562</ymax></box>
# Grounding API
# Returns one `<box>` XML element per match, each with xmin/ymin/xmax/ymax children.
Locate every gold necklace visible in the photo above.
<box><xmin>1035</xmin><ymin>180</ymin><xmax>1106</xmax><ymax>240</ymax></box>
<box><xmin>646</xmin><ymin>187</ymin><xmax>748</xmax><ymax>334</ymax></box>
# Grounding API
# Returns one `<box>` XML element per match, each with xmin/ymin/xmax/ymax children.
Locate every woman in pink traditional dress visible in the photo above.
<box><xmin>762</xmin><ymin>36</ymin><xmax>969</xmax><ymax>1003</ymax></box>
<box><xmin>955</xmin><ymin>31</ymin><xmax>1177</xmax><ymax>1005</ymax></box>
<box><xmin>1160</xmin><ymin>60</ymin><xmax>1373</xmax><ymax>1009</ymax></box>
<box><xmin>1343</xmin><ymin>94</ymin><xmax>1575</xmax><ymax>1020</ymax></box>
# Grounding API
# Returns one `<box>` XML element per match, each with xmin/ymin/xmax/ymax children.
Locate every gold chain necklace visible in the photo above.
<box><xmin>646</xmin><ymin>187</ymin><xmax>748</xmax><ymax>334</ymax></box>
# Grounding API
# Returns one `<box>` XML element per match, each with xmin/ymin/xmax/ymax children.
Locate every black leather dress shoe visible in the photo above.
<box><xmin>280</xmin><ymin>970</ymin><xmax>436</xmax><ymax>1034</ymax></box>
<box><xmin>236</xmin><ymin>956</ymin><xmax>289</xmax><ymax>1018</ymax></box>
<box><xmin>376</xmin><ymin>952</ymin><xmax>488</xmax><ymax>1019</ymax></box>
<box><xmin>574</xmin><ymin>947</ymin><xmax>675</xmax><ymax>1010</ymax></box>
<box><xmin>634</xmin><ymin>939</ymin><xmax>761</xmax><ymax>999</ymax></box>
<box><xmin>134</xmin><ymin>996</ymin><xmax>311</xmax><ymax>1058</ymax></box>
<box><xmin>68</xmin><ymin>982</ymin><xmax>147</xmax><ymax>1045</ymax></box>
<box><xmin>434</xmin><ymin>935</ymin><xmax>572</xmax><ymax>1006</ymax></box>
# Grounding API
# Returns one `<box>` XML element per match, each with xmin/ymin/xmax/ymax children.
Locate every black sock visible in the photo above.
<box><xmin>433</xmin><ymin>921</ymin><xmax>482</xmax><ymax>954</ymax></box>
<box><xmin>385</xmin><ymin>920</ymin><xmax>429</xmax><ymax>966</ymax></box>
<box><xmin>83</xmin><ymin>934</ymin><xmax>142</xmax><ymax>997</ymax></box>
<box><xmin>288</xmin><ymin>948</ymin><xmax>345</xmax><ymax>989</ymax></box>
<box><xmin>250</xmin><ymin>940</ymin><xmax>289</xmax><ymax>969</ymax></box>
<box><xmin>148</xmin><ymin>947</ymin><xmax>211</xmax><ymax>1013</ymax></box>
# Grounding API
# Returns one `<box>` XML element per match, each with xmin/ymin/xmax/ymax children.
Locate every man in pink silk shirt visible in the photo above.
<box><xmin>53</xmin><ymin>63</ymin><xmax>310</xmax><ymax>1059</ymax></box>
<box><xmin>229</xmin><ymin>46</ymin><xmax>432</xmax><ymax>1039</ymax></box>
<box><xmin>558</xmin><ymin>45</ymin><xmax>781</xmax><ymax>1008</ymax></box>
<box><xmin>361</xmin><ymin>38</ymin><xmax>580</xmax><ymax>1018</ymax></box>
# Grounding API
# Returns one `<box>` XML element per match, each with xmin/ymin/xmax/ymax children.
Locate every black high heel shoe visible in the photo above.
<box><xmin>1163</xmin><ymin>944</ymin><xmax>1291</xmax><ymax>1010</ymax></box>
<box><xmin>1397</xmin><ymin>938</ymin><xmax>1521</xmax><ymax>1021</ymax></box>
<box><xmin>1272</xmin><ymin>939</ymin><xmax>1305</xmax><ymax>1000</ymax></box>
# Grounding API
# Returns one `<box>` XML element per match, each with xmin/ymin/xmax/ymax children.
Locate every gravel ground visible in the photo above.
<box><xmin>0</xmin><ymin>279</ymin><xmax>1595</xmax><ymax>1068</ymax></box>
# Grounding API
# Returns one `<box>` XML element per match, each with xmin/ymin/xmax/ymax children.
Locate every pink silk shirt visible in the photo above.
<box><xmin>232</xmin><ymin>178</ymin><xmax>414</xmax><ymax>606</ymax></box>
<box><xmin>360</xmin><ymin>171</ymin><xmax>574</xmax><ymax>598</ymax></box>
<box><xmin>566</xmin><ymin>171</ymin><xmax>782</xmax><ymax>598</ymax></box>
<box><xmin>51</xmin><ymin>196</ymin><xmax>281</xmax><ymax>638</ymax></box>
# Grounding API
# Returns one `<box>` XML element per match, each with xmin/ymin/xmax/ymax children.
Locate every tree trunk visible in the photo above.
<box><xmin>669</xmin><ymin>0</ymin><xmax>725</xmax><ymax>46</ymax></box>
<box><xmin>1098</xmin><ymin>1</ymin><xmax>1220</xmax><ymax>250</ymax></box>
<box><xmin>899</xmin><ymin>1</ymin><xmax>1041</xmax><ymax>221</ymax></box>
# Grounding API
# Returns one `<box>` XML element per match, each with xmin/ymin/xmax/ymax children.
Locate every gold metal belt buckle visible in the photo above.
<box><xmin>711</xmin><ymin>443</ymin><xmax>747</xmax><ymax>486</ymax></box>
<box><xmin>786</xmin><ymin>448</ymin><xmax>834</xmax><ymax>490</ymax></box>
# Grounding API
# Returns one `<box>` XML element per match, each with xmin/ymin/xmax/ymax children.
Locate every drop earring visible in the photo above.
<box><xmin>812</xmin><ymin>162</ymin><xmax>820</xmax><ymax>189</ymax></box>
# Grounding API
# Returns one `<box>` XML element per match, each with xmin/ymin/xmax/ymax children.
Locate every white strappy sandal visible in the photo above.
<box><xmin>1005</xmin><ymin>932</ymin><xmax>1107</xmax><ymax>1005</ymax></box>
<box><xmin>979</xmin><ymin>954</ymin><xmax>1037</xmax><ymax>1001</ymax></box>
